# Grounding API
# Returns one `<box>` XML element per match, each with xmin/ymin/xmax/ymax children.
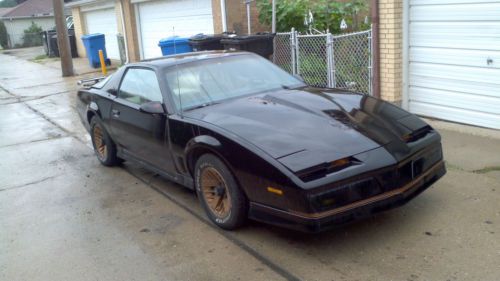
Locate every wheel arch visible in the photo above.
<box><xmin>185</xmin><ymin>135</ymin><xmax>224</xmax><ymax>178</ymax></box>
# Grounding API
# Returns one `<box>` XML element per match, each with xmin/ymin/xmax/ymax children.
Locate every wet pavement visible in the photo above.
<box><xmin>1</xmin><ymin>49</ymin><xmax>499</xmax><ymax>281</ymax></box>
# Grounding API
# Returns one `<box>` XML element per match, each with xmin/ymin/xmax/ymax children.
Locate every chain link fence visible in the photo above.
<box><xmin>273</xmin><ymin>28</ymin><xmax>372</xmax><ymax>95</ymax></box>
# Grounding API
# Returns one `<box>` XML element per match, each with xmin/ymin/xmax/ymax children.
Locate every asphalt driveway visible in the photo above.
<box><xmin>1</xmin><ymin>49</ymin><xmax>499</xmax><ymax>281</ymax></box>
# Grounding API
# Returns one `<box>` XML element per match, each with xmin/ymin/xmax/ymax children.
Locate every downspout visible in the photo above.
<box><xmin>119</xmin><ymin>0</ymin><xmax>129</xmax><ymax>64</ymax></box>
<box><xmin>220</xmin><ymin>0</ymin><xmax>227</xmax><ymax>32</ymax></box>
<box><xmin>370</xmin><ymin>0</ymin><xmax>380</xmax><ymax>98</ymax></box>
<box><xmin>401</xmin><ymin>0</ymin><xmax>409</xmax><ymax>109</ymax></box>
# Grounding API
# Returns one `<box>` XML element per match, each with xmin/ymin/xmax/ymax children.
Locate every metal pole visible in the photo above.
<box><xmin>246</xmin><ymin>0</ymin><xmax>251</xmax><ymax>35</ymax></box>
<box><xmin>220</xmin><ymin>0</ymin><xmax>227</xmax><ymax>32</ymax></box>
<box><xmin>368</xmin><ymin>28</ymin><xmax>373</xmax><ymax>95</ymax></box>
<box><xmin>326</xmin><ymin>33</ymin><xmax>333</xmax><ymax>88</ymax></box>
<box><xmin>370</xmin><ymin>0</ymin><xmax>380</xmax><ymax>98</ymax></box>
<box><xmin>52</xmin><ymin>0</ymin><xmax>74</xmax><ymax>77</ymax></box>
<box><xmin>271</xmin><ymin>0</ymin><xmax>276</xmax><ymax>33</ymax></box>
<box><xmin>290</xmin><ymin>28</ymin><xmax>296</xmax><ymax>75</ymax></box>
<box><xmin>295</xmin><ymin>30</ymin><xmax>300</xmax><ymax>75</ymax></box>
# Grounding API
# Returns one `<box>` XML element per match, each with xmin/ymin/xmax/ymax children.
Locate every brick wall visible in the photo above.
<box><xmin>211</xmin><ymin>0</ymin><xmax>223</xmax><ymax>33</ymax></box>
<box><xmin>379</xmin><ymin>0</ymin><xmax>403</xmax><ymax>103</ymax></box>
<box><xmin>71</xmin><ymin>7</ymin><xmax>86</xmax><ymax>58</ymax></box>
<box><xmin>225</xmin><ymin>0</ymin><xmax>270</xmax><ymax>35</ymax></box>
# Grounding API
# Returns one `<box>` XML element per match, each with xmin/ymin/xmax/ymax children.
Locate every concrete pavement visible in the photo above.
<box><xmin>1</xmin><ymin>49</ymin><xmax>499</xmax><ymax>281</ymax></box>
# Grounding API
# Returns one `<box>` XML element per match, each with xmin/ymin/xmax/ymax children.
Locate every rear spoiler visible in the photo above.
<box><xmin>77</xmin><ymin>76</ymin><xmax>106</xmax><ymax>88</ymax></box>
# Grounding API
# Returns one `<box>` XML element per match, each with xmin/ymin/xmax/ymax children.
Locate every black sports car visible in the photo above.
<box><xmin>76</xmin><ymin>51</ymin><xmax>446</xmax><ymax>232</ymax></box>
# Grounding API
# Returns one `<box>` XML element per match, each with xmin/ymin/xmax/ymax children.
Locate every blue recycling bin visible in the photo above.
<box><xmin>81</xmin><ymin>33</ymin><xmax>111</xmax><ymax>68</ymax></box>
<box><xmin>158</xmin><ymin>36</ymin><xmax>192</xmax><ymax>56</ymax></box>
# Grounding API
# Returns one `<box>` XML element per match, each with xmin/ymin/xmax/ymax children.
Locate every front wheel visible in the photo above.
<box><xmin>195</xmin><ymin>154</ymin><xmax>248</xmax><ymax>230</ymax></box>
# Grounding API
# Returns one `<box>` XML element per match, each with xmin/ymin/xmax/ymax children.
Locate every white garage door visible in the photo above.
<box><xmin>408</xmin><ymin>0</ymin><xmax>500</xmax><ymax>129</ymax></box>
<box><xmin>84</xmin><ymin>8</ymin><xmax>121</xmax><ymax>60</ymax></box>
<box><xmin>136</xmin><ymin>0</ymin><xmax>214</xmax><ymax>59</ymax></box>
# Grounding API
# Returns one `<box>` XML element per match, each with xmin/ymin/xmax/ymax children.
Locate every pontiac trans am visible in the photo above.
<box><xmin>76</xmin><ymin>51</ymin><xmax>446</xmax><ymax>232</ymax></box>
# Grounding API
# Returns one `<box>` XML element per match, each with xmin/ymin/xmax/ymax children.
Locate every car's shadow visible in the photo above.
<box><xmin>122</xmin><ymin>161</ymin><xmax>442</xmax><ymax>257</ymax></box>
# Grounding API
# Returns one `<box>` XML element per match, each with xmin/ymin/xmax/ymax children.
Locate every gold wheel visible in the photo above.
<box><xmin>93</xmin><ymin>124</ymin><xmax>107</xmax><ymax>161</ymax></box>
<box><xmin>200</xmin><ymin>167</ymin><xmax>232</xmax><ymax>219</ymax></box>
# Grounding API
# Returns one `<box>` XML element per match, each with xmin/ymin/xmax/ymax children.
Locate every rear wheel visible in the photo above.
<box><xmin>90</xmin><ymin>117</ymin><xmax>120</xmax><ymax>166</ymax></box>
<box><xmin>195</xmin><ymin>154</ymin><xmax>247</xmax><ymax>230</ymax></box>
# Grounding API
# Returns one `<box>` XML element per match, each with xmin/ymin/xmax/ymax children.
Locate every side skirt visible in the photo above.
<box><xmin>117</xmin><ymin>149</ymin><xmax>194</xmax><ymax>190</ymax></box>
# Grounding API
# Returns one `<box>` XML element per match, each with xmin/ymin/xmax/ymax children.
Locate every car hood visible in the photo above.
<box><xmin>185</xmin><ymin>87</ymin><xmax>428</xmax><ymax>172</ymax></box>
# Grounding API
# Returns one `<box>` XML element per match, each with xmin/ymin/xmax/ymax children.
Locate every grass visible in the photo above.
<box><xmin>32</xmin><ymin>54</ymin><xmax>48</xmax><ymax>61</ymax></box>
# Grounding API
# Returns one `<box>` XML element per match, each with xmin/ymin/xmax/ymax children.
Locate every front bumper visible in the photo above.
<box><xmin>248</xmin><ymin>160</ymin><xmax>446</xmax><ymax>233</ymax></box>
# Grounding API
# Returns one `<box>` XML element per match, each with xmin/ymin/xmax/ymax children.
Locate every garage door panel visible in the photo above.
<box><xmin>410</xmin><ymin>22</ymin><xmax>500</xmax><ymax>50</ymax></box>
<box><xmin>411</xmin><ymin>0</ymin><xmax>500</xmax><ymax>5</ymax></box>
<box><xmin>137</xmin><ymin>0</ymin><xmax>214</xmax><ymax>59</ymax></box>
<box><xmin>410</xmin><ymin>2</ymin><xmax>500</xmax><ymax>21</ymax></box>
<box><xmin>84</xmin><ymin>8</ymin><xmax>120</xmax><ymax>60</ymax></box>
<box><xmin>408</xmin><ymin>1</ymin><xmax>500</xmax><ymax>129</ymax></box>
<box><xmin>409</xmin><ymin>102</ymin><xmax>500</xmax><ymax>129</ymax></box>
<box><xmin>410</xmin><ymin>47</ymin><xmax>500</xmax><ymax>68</ymax></box>
<box><xmin>410</xmin><ymin>63</ymin><xmax>500</xmax><ymax>85</ymax></box>
<box><xmin>410</xmin><ymin>87</ymin><xmax>500</xmax><ymax>115</ymax></box>
<box><xmin>411</xmin><ymin>76</ymin><xmax>500</xmax><ymax>98</ymax></box>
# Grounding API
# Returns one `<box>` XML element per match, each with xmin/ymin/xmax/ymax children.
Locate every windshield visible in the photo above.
<box><xmin>164</xmin><ymin>54</ymin><xmax>305</xmax><ymax>110</ymax></box>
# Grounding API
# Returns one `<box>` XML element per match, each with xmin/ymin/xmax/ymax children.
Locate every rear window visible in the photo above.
<box><xmin>92</xmin><ymin>75</ymin><xmax>112</xmax><ymax>89</ymax></box>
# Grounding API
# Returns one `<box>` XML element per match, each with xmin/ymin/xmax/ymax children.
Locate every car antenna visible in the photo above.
<box><xmin>173</xmin><ymin>27</ymin><xmax>183</xmax><ymax>118</ymax></box>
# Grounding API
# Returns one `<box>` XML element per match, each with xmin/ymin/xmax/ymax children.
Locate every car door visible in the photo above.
<box><xmin>109</xmin><ymin>67</ymin><xmax>176</xmax><ymax>174</ymax></box>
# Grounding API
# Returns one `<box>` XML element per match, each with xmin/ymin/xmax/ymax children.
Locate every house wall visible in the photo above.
<box><xmin>71</xmin><ymin>7</ymin><xmax>86</xmax><ymax>57</ymax></box>
<box><xmin>378</xmin><ymin>0</ymin><xmax>403</xmax><ymax>104</ymax></box>
<box><xmin>70</xmin><ymin>0</ymin><xmax>269</xmax><ymax>62</ymax></box>
<box><xmin>225</xmin><ymin>0</ymin><xmax>269</xmax><ymax>35</ymax></box>
<box><xmin>118</xmin><ymin>0</ymin><xmax>140</xmax><ymax>62</ymax></box>
<box><xmin>3</xmin><ymin>17</ymin><xmax>55</xmax><ymax>47</ymax></box>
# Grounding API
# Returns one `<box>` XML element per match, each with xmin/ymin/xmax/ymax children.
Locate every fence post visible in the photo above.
<box><xmin>295</xmin><ymin>30</ymin><xmax>300</xmax><ymax>75</ymax></box>
<box><xmin>368</xmin><ymin>26</ymin><xmax>373</xmax><ymax>96</ymax></box>
<box><xmin>326</xmin><ymin>33</ymin><xmax>336</xmax><ymax>88</ymax></box>
<box><xmin>290</xmin><ymin>28</ymin><xmax>297</xmax><ymax>75</ymax></box>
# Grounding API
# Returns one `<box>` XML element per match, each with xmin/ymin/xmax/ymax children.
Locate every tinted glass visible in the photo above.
<box><xmin>119</xmin><ymin>68</ymin><xmax>163</xmax><ymax>105</ymax></box>
<box><xmin>164</xmin><ymin>54</ymin><xmax>305</xmax><ymax>110</ymax></box>
<box><xmin>92</xmin><ymin>75</ymin><xmax>112</xmax><ymax>89</ymax></box>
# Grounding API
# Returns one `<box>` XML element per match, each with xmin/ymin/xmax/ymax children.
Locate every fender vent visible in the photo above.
<box><xmin>402</xmin><ymin>126</ymin><xmax>433</xmax><ymax>143</ymax></box>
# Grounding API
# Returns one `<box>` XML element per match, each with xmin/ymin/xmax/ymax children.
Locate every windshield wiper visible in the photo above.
<box><xmin>281</xmin><ymin>84</ymin><xmax>306</xmax><ymax>90</ymax></box>
<box><xmin>184</xmin><ymin>101</ymin><xmax>220</xmax><ymax>111</ymax></box>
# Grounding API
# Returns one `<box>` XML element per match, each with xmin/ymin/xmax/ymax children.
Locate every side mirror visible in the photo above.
<box><xmin>140</xmin><ymin>101</ymin><xmax>165</xmax><ymax>114</ymax></box>
<box><xmin>107</xmin><ymin>88</ymin><xmax>117</xmax><ymax>96</ymax></box>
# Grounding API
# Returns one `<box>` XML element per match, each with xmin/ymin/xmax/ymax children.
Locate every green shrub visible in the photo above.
<box><xmin>22</xmin><ymin>21</ymin><xmax>43</xmax><ymax>47</ymax></box>
<box><xmin>0</xmin><ymin>21</ymin><xmax>8</xmax><ymax>49</ymax></box>
<box><xmin>256</xmin><ymin>0</ymin><xmax>369</xmax><ymax>34</ymax></box>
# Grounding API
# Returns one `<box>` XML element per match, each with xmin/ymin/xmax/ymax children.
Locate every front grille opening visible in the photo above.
<box><xmin>402</xmin><ymin>125</ymin><xmax>433</xmax><ymax>143</ymax></box>
<box><xmin>310</xmin><ymin>178</ymin><xmax>381</xmax><ymax>212</ymax></box>
<box><xmin>296</xmin><ymin>157</ymin><xmax>361</xmax><ymax>182</ymax></box>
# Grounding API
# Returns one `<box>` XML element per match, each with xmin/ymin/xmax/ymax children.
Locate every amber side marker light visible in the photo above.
<box><xmin>331</xmin><ymin>158</ymin><xmax>351</xmax><ymax>169</ymax></box>
<box><xmin>267</xmin><ymin>187</ymin><xmax>283</xmax><ymax>195</ymax></box>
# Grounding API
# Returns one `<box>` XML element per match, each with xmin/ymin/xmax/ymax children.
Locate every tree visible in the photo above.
<box><xmin>256</xmin><ymin>0</ymin><xmax>369</xmax><ymax>34</ymax></box>
<box><xmin>0</xmin><ymin>0</ymin><xmax>18</xmax><ymax>8</ymax></box>
<box><xmin>22</xmin><ymin>21</ymin><xmax>43</xmax><ymax>47</ymax></box>
<box><xmin>0</xmin><ymin>20</ymin><xmax>8</xmax><ymax>48</ymax></box>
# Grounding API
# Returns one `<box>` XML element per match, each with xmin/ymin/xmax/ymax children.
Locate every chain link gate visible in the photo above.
<box><xmin>273</xmin><ymin>28</ymin><xmax>372</xmax><ymax>95</ymax></box>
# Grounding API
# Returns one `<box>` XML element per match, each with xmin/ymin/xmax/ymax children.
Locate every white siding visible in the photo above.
<box><xmin>3</xmin><ymin>17</ymin><xmax>55</xmax><ymax>47</ymax></box>
<box><xmin>136</xmin><ymin>0</ymin><xmax>214</xmax><ymax>59</ymax></box>
<box><xmin>408</xmin><ymin>0</ymin><xmax>500</xmax><ymax>129</ymax></box>
<box><xmin>83</xmin><ymin>8</ymin><xmax>120</xmax><ymax>60</ymax></box>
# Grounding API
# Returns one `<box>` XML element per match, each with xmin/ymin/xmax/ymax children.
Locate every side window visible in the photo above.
<box><xmin>119</xmin><ymin>68</ymin><xmax>163</xmax><ymax>105</ymax></box>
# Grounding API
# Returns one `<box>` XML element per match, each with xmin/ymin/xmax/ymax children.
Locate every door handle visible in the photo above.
<box><xmin>112</xmin><ymin>109</ymin><xmax>120</xmax><ymax>118</ymax></box>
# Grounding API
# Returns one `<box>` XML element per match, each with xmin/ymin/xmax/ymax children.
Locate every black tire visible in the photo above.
<box><xmin>195</xmin><ymin>154</ymin><xmax>248</xmax><ymax>230</ymax></box>
<box><xmin>90</xmin><ymin>117</ymin><xmax>121</xmax><ymax>166</ymax></box>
